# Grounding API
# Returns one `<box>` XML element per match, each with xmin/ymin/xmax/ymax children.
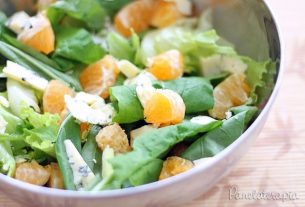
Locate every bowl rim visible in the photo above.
<box><xmin>0</xmin><ymin>0</ymin><xmax>284</xmax><ymax>199</ymax></box>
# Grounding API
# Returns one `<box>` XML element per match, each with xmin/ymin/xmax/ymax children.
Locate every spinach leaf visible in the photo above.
<box><xmin>54</xmin><ymin>27</ymin><xmax>105</xmax><ymax>64</ymax></box>
<box><xmin>56</xmin><ymin>114</ymin><xmax>81</xmax><ymax>190</ymax></box>
<box><xmin>158</xmin><ymin>77</ymin><xmax>214</xmax><ymax>113</ymax></box>
<box><xmin>96</xmin><ymin>120</ymin><xmax>221</xmax><ymax>189</ymax></box>
<box><xmin>49</xmin><ymin>0</ymin><xmax>107</xmax><ymax>31</ymax></box>
<box><xmin>181</xmin><ymin>107</ymin><xmax>257</xmax><ymax>160</ymax></box>
<box><xmin>128</xmin><ymin>159</ymin><xmax>163</xmax><ymax>187</ymax></box>
<box><xmin>1</xmin><ymin>34</ymin><xmax>61</xmax><ymax>70</ymax></box>
<box><xmin>81</xmin><ymin>125</ymin><xmax>102</xmax><ymax>174</ymax></box>
<box><xmin>0</xmin><ymin>41</ymin><xmax>82</xmax><ymax>90</ymax></box>
<box><xmin>98</xmin><ymin>0</ymin><xmax>132</xmax><ymax>17</ymax></box>
<box><xmin>110</xmin><ymin>85</ymin><xmax>144</xmax><ymax>124</ymax></box>
<box><xmin>0</xmin><ymin>141</ymin><xmax>15</xmax><ymax>177</ymax></box>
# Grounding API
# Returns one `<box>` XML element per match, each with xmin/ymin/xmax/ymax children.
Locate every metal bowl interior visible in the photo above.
<box><xmin>0</xmin><ymin>1</ymin><xmax>282</xmax><ymax>207</ymax></box>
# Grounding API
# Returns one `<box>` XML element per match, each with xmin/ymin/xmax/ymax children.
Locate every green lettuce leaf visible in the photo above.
<box><xmin>20</xmin><ymin>106</ymin><xmax>60</xmax><ymax>157</ymax></box>
<box><xmin>0</xmin><ymin>40</ymin><xmax>82</xmax><ymax>90</ymax></box>
<box><xmin>98</xmin><ymin>0</ymin><xmax>132</xmax><ymax>17</ymax></box>
<box><xmin>141</xmin><ymin>28</ymin><xmax>236</xmax><ymax>73</ymax></box>
<box><xmin>110</xmin><ymin>85</ymin><xmax>144</xmax><ymax>124</ymax></box>
<box><xmin>243</xmin><ymin>57</ymin><xmax>270</xmax><ymax>102</ymax></box>
<box><xmin>94</xmin><ymin>120</ymin><xmax>221</xmax><ymax>189</ymax></box>
<box><xmin>53</xmin><ymin>27</ymin><xmax>105</xmax><ymax>64</ymax></box>
<box><xmin>49</xmin><ymin>0</ymin><xmax>107</xmax><ymax>31</ymax></box>
<box><xmin>182</xmin><ymin>106</ymin><xmax>257</xmax><ymax>160</ymax></box>
<box><xmin>128</xmin><ymin>159</ymin><xmax>163</xmax><ymax>187</ymax></box>
<box><xmin>107</xmin><ymin>32</ymin><xmax>142</xmax><ymax>66</ymax></box>
<box><xmin>0</xmin><ymin>105</ymin><xmax>23</xmax><ymax>134</ymax></box>
<box><xmin>0</xmin><ymin>141</ymin><xmax>15</xmax><ymax>177</ymax></box>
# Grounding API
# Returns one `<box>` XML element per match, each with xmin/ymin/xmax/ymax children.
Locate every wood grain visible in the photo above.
<box><xmin>1</xmin><ymin>0</ymin><xmax>304</xmax><ymax>206</ymax></box>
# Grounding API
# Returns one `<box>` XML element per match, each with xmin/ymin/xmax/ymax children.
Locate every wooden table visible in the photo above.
<box><xmin>1</xmin><ymin>0</ymin><xmax>305</xmax><ymax>206</ymax></box>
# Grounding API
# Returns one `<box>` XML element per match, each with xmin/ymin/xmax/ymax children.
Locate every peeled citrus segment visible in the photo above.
<box><xmin>144</xmin><ymin>89</ymin><xmax>185</xmax><ymax>125</ymax></box>
<box><xmin>43</xmin><ymin>80</ymin><xmax>75</xmax><ymax>115</ymax></box>
<box><xmin>150</xmin><ymin>0</ymin><xmax>184</xmax><ymax>28</ymax></box>
<box><xmin>209</xmin><ymin>73</ymin><xmax>250</xmax><ymax>119</ymax></box>
<box><xmin>159</xmin><ymin>156</ymin><xmax>194</xmax><ymax>180</ymax></box>
<box><xmin>80</xmin><ymin>55</ymin><xmax>120</xmax><ymax>99</ymax></box>
<box><xmin>147</xmin><ymin>50</ymin><xmax>184</xmax><ymax>81</ymax></box>
<box><xmin>17</xmin><ymin>13</ymin><xmax>55</xmax><ymax>55</ymax></box>
<box><xmin>114</xmin><ymin>0</ymin><xmax>153</xmax><ymax>37</ymax></box>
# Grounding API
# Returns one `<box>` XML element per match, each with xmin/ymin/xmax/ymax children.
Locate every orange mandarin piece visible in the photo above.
<box><xmin>209</xmin><ymin>73</ymin><xmax>250</xmax><ymax>119</ymax></box>
<box><xmin>43</xmin><ymin>80</ymin><xmax>75</xmax><ymax>115</ymax></box>
<box><xmin>144</xmin><ymin>89</ymin><xmax>185</xmax><ymax>125</ymax></box>
<box><xmin>150</xmin><ymin>0</ymin><xmax>184</xmax><ymax>28</ymax></box>
<box><xmin>147</xmin><ymin>50</ymin><xmax>184</xmax><ymax>81</ymax></box>
<box><xmin>79</xmin><ymin>55</ymin><xmax>120</xmax><ymax>99</ymax></box>
<box><xmin>114</xmin><ymin>0</ymin><xmax>153</xmax><ymax>37</ymax></box>
<box><xmin>18</xmin><ymin>13</ymin><xmax>55</xmax><ymax>54</ymax></box>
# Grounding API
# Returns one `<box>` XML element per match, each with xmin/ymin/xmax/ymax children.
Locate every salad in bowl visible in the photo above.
<box><xmin>0</xmin><ymin>0</ymin><xmax>275</xmax><ymax>192</ymax></box>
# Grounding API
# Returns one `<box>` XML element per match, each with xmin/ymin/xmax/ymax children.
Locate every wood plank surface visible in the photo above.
<box><xmin>1</xmin><ymin>0</ymin><xmax>304</xmax><ymax>206</ymax></box>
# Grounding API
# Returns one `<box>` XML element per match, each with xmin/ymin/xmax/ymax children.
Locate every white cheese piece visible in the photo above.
<box><xmin>136</xmin><ymin>85</ymin><xmax>156</xmax><ymax>108</ymax></box>
<box><xmin>0</xmin><ymin>115</ymin><xmax>8</xmax><ymax>134</ymax></box>
<box><xmin>190</xmin><ymin>116</ymin><xmax>216</xmax><ymax>125</ymax></box>
<box><xmin>118</xmin><ymin>60</ymin><xmax>141</xmax><ymax>78</ymax></box>
<box><xmin>102</xmin><ymin>145</ymin><xmax>114</xmax><ymax>180</ymax></box>
<box><xmin>3</xmin><ymin>61</ymin><xmax>49</xmax><ymax>91</ymax></box>
<box><xmin>6</xmin><ymin>11</ymin><xmax>31</xmax><ymax>34</ymax></box>
<box><xmin>124</xmin><ymin>71</ymin><xmax>157</xmax><ymax>87</ymax></box>
<box><xmin>165</xmin><ymin>0</ymin><xmax>192</xmax><ymax>15</ymax></box>
<box><xmin>0</xmin><ymin>96</ymin><xmax>9</xmax><ymax>108</ymax></box>
<box><xmin>64</xmin><ymin>140</ymin><xmax>95</xmax><ymax>190</ymax></box>
<box><xmin>64</xmin><ymin>92</ymin><xmax>114</xmax><ymax>125</ymax></box>
<box><xmin>7</xmin><ymin>79</ymin><xmax>40</xmax><ymax>116</ymax></box>
<box><xmin>200</xmin><ymin>55</ymin><xmax>247</xmax><ymax>77</ymax></box>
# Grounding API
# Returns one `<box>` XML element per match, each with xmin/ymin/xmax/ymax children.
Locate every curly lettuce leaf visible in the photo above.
<box><xmin>20</xmin><ymin>106</ymin><xmax>60</xmax><ymax>157</ymax></box>
<box><xmin>48</xmin><ymin>0</ymin><xmax>107</xmax><ymax>31</ymax></box>
<box><xmin>98</xmin><ymin>0</ymin><xmax>132</xmax><ymax>17</ymax></box>
<box><xmin>141</xmin><ymin>28</ymin><xmax>236</xmax><ymax>73</ymax></box>
<box><xmin>0</xmin><ymin>141</ymin><xmax>15</xmax><ymax>177</ymax></box>
<box><xmin>107</xmin><ymin>32</ymin><xmax>142</xmax><ymax>66</ymax></box>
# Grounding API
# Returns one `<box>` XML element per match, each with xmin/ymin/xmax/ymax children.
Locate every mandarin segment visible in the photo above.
<box><xmin>43</xmin><ymin>80</ymin><xmax>75</xmax><ymax>115</ymax></box>
<box><xmin>114</xmin><ymin>0</ymin><xmax>153</xmax><ymax>37</ymax></box>
<box><xmin>15</xmin><ymin>160</ymin><xmax>50</xmax><ymax>186</ymax></box>
<box><xmin>150</xmin><ymin>0</ymin><xmax>184</xmax><ymax>28</ymax></box>
<box><xmin>209</xmin><ymin>73</ymin><xmax>250</xmax><ymax>119</ymax></box>
<box><xmin>144</xmin><ymin>89</ymin><xmax>185</xmax><ymax>125</ymax></box>
<box><xmin>159</xmin><ymin>156</ymin><xmax>194</xmax><ymax>180</ymax></box>
<box><xmin>18</xmin><ymin>13</ymin><xmax>55</xmax><ymax>54</ymax></box>
<box><xmin>80</xmin><ymin>55</ymin><xmax>120</xmax><ymax>99</ymax></box>
<box><xmin>147</xmin><ymin>50</ymin><xmax>184</xmax><ymax>81</ymax></box>
<box><xmin>45</xmin><ymin>163</ymin><xmax>64</xmax><ymax>189</ymax></box>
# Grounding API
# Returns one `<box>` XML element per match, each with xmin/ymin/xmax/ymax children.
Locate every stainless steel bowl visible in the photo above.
<box><xmin>0</xmin><ymin>1</ymin><xmax>282</xmax><ymax>207</ymax></box>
